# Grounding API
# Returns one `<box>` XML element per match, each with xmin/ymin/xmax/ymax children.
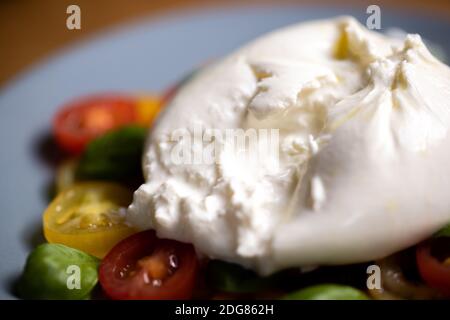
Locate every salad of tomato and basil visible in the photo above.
<box><xmin>17</xmin><ymin>72</ymin><xmax>450</xmax><ymax>300</ymax></box>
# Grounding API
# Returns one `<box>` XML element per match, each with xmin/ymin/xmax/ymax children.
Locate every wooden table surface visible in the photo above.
<box><xmin>1</xmin><ymin>0</ymin><xmax>449</xmax><ymax>87</ymax></box>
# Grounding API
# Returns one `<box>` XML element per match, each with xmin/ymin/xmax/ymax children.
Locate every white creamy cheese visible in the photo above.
<box><xmin>127</xmin><ymin>17</ymin><xmax>450</xmax><ymax>275</ymax></box>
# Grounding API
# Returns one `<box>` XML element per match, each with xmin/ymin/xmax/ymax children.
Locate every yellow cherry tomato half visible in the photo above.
<box><xmin>43</xmin><ymin>182</ymin><xmax>137</xmax><ymax>258</ymax></box>
<box><xmin>134</xmin><ymin>95</ymin><xmax>162</xmax><ymax>127</ymax></box>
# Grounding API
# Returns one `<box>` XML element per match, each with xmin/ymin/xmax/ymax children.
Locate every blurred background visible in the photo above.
<box><xmin>1</xmin><ymin>0</ymin><xmax>449</xmax><ymax>87</ymax></box>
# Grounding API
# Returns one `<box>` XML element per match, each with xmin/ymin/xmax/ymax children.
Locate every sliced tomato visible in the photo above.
<box><xmin>416</xmin><ymin>238</ymin><xmax>450</xmax><ymax>297</ymax></box>
<box><xmin>99</xmin><ymin>230</ymin><xmax>198</xmax><ymax>300</ymax></box>
<box><xmin>134</xmin><ymin>96</ymin><xmax>162</xmax><ymax>126</ymax></box>
<box><xmin>43</xmin><ymin>182</ymin><xmax>136</xmax><ymax>258</ymax></box>
<box><xmin>53</xmin><ymin>95</ymin><xmax>138</xmax><ymax>154</ymax></box>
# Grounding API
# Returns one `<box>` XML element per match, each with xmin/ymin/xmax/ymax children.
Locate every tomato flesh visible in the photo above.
<box><xmin>99</xmin><ymin>230</ymin><xmax>198</xmax><ymax>300</ymax></box>
<box><xmin>53</xmin><ymin>95</ymin><xmax>138</xmax><ymax>154</ymax></box>
<box><xmin>416</xmin><ymin>239</ymin><xmax>450</xmax><ymax>297</ymax></box>
<box><xmin>43</xmin><ymin>182</ymin><xmax>135</xmax><ymax>258</ymax></box>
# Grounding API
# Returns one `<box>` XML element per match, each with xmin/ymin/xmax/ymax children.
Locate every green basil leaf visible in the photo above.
<box><xmin>77</xmin><ymin>126</ymin><xmax>146</xmax><ymax>182</ymax></box>
<box><xmin>281</xmin><ymin>284</ymin><xmax>369</xmax><ymax>300</ymax></box>
<box><xmin>18</xmin><ymin>244</ymin><xmax>99</xmax><ymax>300</ymax></box>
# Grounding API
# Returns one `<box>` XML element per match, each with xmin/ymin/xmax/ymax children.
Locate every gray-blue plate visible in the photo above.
<box><xmin>0</xmin><ymin>5</ymin><xmax>449</xmax><ymax>299</ymax></box>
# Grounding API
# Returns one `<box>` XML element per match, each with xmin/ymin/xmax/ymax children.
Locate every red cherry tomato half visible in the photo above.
<box><xmin>99</xmin><ymin>230</ymin><xmax>199</xmax><ymax>300</ymax></box>
<box><xmin>53</xmin><ymin>95</ymin><xmax>138</xmax><ymax>154</ymax></box>
<box><xmin>416</xmin><ymin>238</ymin><xmax>450</xmax><ymax>297</ymax></box>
